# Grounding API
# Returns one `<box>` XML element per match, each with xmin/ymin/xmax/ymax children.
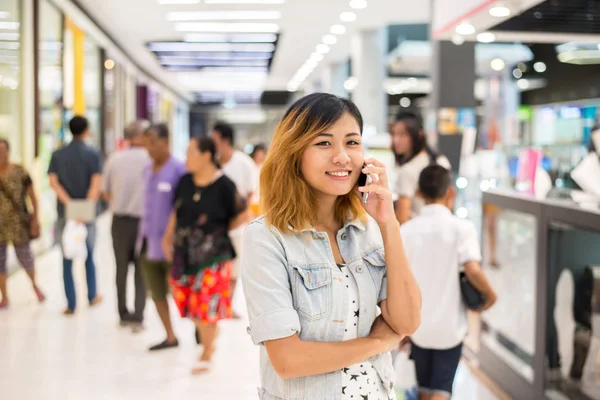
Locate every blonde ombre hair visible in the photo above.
<box><xmin>260</xmin><ymin>93</ymin><xmax>367</xmax><ymax>233</ymax></box>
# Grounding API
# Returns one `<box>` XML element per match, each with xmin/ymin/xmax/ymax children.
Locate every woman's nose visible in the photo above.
<box><xmin>332</xmin><ymin>150</ymin><xmax>350</xmax><ymax>164</ymax></box>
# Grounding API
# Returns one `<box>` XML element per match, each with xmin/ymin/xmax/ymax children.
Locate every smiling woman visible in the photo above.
<box><xmin>242</xmin><ymin>93</ymin><xmax>422</xmax><ymax>400</ymax></box>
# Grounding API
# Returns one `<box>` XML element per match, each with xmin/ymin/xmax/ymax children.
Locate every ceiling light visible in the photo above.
<box><xmin>489</xmin><ymin>5</ymin><xmax>511</xmax><ymax>18</ymax></box>
<box><xmin>204</xmin><ymin>0</ymin><xmax>285</xmax><ymax>3</ymax></box>
<box><xmin>533</xmin><ymin>61</ymin><xmax>546</xmax><ymax>72</ymax></box>
<box><xmin>147</xmin><ymin>42</ymin><xmax>276</xmax><ymax>52</ymax></box>
<box><xmin>451</xmin><ymin>34</ymin><xmax>465</xmax><ymax>45</ymax></box>
<box><xmin>167</xmin><ymin>10</ymin><xmax>282</xmax><ymax>21</ymax></box>
<box><xmin>331</xmin><ymin>24</ymin><xmax>346</xmax><ymax>35</ymax></box>
<box><xmin>159</xmin><ymin>54</ymin><xmax>272</xmax><ymax>62</ymax></box>
<box><xmin>490</xmin><ymin>58</ymin><xmax>505</xmax><ymax>71</ymax></box>
<box><xmin>158</xmin><ymin>0</ymin><xmax>200</xmax><ymax>4</ymax></box>
<box><xmin>316</xmin><ymin>44</ymin><xmax>330</xmax><ymax>54</ymax></box>
<box><xmin>104</xmin><ymin>59</ymin><xmax>115</xmax><ymax>70</ymax></box>
<box><xmin>0</xmin><ymin>22</ymin><xmax>19</xmax><ymax>30</ymax></box>
<box><xmin>322</xmin><ymin>34</ymin><xmax>337</xmax><ymax>45</ymax></box>
<box><xmin>517</xmin><ymin>79</ymin><xmax>530</xmax><ymax>90</ymax></box>
<box><xmin>455</xmin><ymin>22</ymin><xmax>475</xmax><ymax>35</ymax></box>
<box><xmin>512</xmin><ymin>68</ymin><xmax>523</xmax><ymax>79</ymax></box>
<box><xmin>399</xmin><ymin>97</ymin><xmax>411</xmax><ymax>107</ymax></box>
<box><xmin>0</xmin><ymin>32</ymin><xmax>18</xmax><ymax>40</ymax></box>
<box><xmin>183</xmin><ymin>33</ymin><xmax>277</xmax><ymax>43</ymax></box>
<box><xmin>344</xmin><ymin>77</ymin><xmax>358</xmax><ymax>91</ymax></box>
<box><xmin>175</xmin><ymin>22</ymin><xmax>280</xmax><ymax>33</ymax></box>
<box><xmin>340</xmin><ymin>12</ymin><xmax>357</xmax><ymax>22</ymax></box>
<box><xmin>349</xmin><ymin>0</ymin><xmax>368</xmax><ymax>9</ymax></box>
<box><xmin>309</xmin><ymin>52</ymin><xmax>324</xmax><ymax>62</ymax></box>
<box><xmin>0</xmin><ymin>12</ymin><xmax>9</xmax><ymax>18</ymax></box>
<box><xmin>477</xmin><ymin>32</ymin><xmax>495</xmax><ymax>43</ymax></box>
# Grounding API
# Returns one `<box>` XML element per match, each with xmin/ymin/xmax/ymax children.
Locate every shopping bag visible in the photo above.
<box><xmin>62</xmin><ymin>220</ymin><xmax>88</xmax><ymax>260</ymax></box>
<box><xmin>394</xmin><ymin>350</ymin><xmax>418</xmax><ymax>400</ymax></box>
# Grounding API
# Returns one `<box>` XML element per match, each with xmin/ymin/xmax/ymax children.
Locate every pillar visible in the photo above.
<box><xmin>429</xmin><ymin>40</ymin><xmax>476</xmax><ymax>173</ymax></box>
<box><xmin>351</xmin><ymin>29</ymin><xmax>387</xmax><ymax>134</ymax></box>
<box><xmin>322</xmin><ymin>62</ymin><xmax>349</xmax><ymax>98</ymax></box>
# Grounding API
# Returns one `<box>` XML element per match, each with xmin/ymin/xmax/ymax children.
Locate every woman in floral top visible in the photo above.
<box><xmin>0</xmin><ymin>139</ymin><xmax>45</xmax><ymax>308</ymax></box>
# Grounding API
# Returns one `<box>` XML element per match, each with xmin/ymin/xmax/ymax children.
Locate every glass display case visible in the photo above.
<box><xmin>479</xmin><ymin>190</ymin><xmax>600</xmax><ymax>400</ymax></box>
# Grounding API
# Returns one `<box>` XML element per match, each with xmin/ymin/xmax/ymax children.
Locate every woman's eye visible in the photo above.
<box><xmin>347</xmin><ymin>140</ymin><xmax>360</xmax><ymax>146</ymax></box>
<box><xmin>316</xmin><ymin>141</ymin><xmax>331</xmax><ymax>146</ymax></box>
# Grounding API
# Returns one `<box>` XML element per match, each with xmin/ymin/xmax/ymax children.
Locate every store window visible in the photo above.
<box><xmin>84</xmin><ymin>36</ymin><xmax>101</xmax><ymax>150</ymax></box>
<box><xmin>0</xmin><ymin>0</ymin><xmax>21</xmax><ymax>161</ymax></box>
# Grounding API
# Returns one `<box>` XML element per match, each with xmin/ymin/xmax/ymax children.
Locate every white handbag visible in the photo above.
<box><xmin>393</xmin><ymin>350</ymin><xmax>418</xmax><ymax>400</ymax></box>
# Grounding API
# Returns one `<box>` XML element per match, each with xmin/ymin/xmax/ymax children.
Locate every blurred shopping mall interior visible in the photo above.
<box><xmin>2</xmin><ymin>0</ymin><xmax>600</xmax><ymax>399</ymax></box>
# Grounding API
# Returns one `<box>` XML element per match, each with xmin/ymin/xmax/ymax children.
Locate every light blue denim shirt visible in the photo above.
<box><xmin>242</xmin><ymin>215</ymin><xmax>395</xmax><ymax>400</ymax></box>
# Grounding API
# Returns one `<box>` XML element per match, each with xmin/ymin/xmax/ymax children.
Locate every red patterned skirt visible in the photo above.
<box><xmin>170</xmin><ymin>260</ymin><xmax>233</xmax><ymax>324</ymax></box>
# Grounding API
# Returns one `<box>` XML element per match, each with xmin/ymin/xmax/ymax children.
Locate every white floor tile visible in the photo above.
<box><xmin>1</xmin><ymin>214</ymin><xmax>500</xmax><ymax>400</ymax></box>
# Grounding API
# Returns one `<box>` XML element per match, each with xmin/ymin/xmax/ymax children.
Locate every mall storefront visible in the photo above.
<box><xmin>1</xmin><ymin>0</ymin><xmax>189</xmax><ymax>274</ymax></box>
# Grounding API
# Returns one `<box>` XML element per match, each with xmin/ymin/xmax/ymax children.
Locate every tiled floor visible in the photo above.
<box><xmin>1</xmin><ymin>214</ymin><xmax>500</xmax><ymax>400</ymax></box>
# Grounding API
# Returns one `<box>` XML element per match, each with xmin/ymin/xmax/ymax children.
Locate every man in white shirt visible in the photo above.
<box><xmin>102</xmin><ymin>120</ymin><xmax>150</xmax><ymax>331</ymax></box>
<box><xmin>400</xmin><ymin>165</ymin><xmax>496</xmax><ymax>400</ymax></box>
<box><xmin>212</xmin><ymin>122</ymin><xmax>257</xmax><ymax>318</ymax></box>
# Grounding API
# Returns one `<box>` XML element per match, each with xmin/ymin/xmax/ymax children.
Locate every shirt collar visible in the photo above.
<box><xmin>297</xmin><ymin>216</ymin><xmax>367</xmax><ymax>233</ymax></box>
<box><xmin>420</xmin><ymin>203</ymin><xmax>452</xmax><ymax>217</ymax></box>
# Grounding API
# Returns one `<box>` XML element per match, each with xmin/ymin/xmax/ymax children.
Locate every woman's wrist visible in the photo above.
<box><xmin>378</xmin><ymin>219</ymin><xmax>399</xmax><ymax>237</ymax></box>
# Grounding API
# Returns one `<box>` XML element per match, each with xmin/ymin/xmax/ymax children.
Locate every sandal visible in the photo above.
<box><xmin>191</xmin><ymin>361</ymin><xmax>212</xmax><ymax>375</ymax></box>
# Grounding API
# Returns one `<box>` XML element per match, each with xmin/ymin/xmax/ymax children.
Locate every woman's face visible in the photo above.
<box><xmin>300</xmin><ymin>112</ymin><xmax>364</xmax><ymax>199</ymax></box>
<box><xmin>253</xmin><ymin>150</ymin><xmax>266</xmax><ymax>166</ymax></box>
<box><xmin>185</xmin><ymin>139</ymin><xmax>211</xmax><ymax>172</ymax></box>
<box><xmin>390</xmin><ymin>121</ymin><xmax>413</xmax><ymax>156</ymax></box>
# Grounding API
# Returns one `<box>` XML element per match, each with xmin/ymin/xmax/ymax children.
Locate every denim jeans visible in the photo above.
<box><xmin>57</xmin><ymin>220</ymin><xmax>97</xmax><ymax>311</ymax></box>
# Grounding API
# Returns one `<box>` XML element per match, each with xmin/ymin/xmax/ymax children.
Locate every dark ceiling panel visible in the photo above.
<box><xmin>492</xmin><ymin>0</ymin><xmax>600</xmax><ymax>34</ymax></box>
<box><xmin>386</xmin><ymin>24</ymin><xmax>429</xmax><ymax>53</ymax></box>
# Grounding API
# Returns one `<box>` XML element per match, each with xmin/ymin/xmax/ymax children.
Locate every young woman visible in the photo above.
<box><xmin>162</xmin><ymin>137</ymin><xmax>247</xmax><ymax>374</ymax></box>
<box><xmin>0</xmin><ymin>139</ymin><xmax>45</xmax><ymax>308</ymax></box>
<box><xmin>242</xmin><ymin>93</ymin><xmax>422</xmax><ymax>400</ymax></box>
<box><xmin>391</xmin><ymin>110</ymin><xmax>451</xmax><ymax>224</ymax></box>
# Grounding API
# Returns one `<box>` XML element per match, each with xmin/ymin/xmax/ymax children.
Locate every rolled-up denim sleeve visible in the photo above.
<box><xmin>241</xmin><ymin>221</ymin><xmax>301</xmax><ymax>345</ymax></box>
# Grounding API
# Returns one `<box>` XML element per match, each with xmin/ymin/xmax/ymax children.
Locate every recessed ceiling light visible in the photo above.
<box><xmin>316</xmin><ymin>44</ymin><xmax>330</xmax><ymax>54</ymax></box>
<box><xmin>344</xmin><ymin>77</ymin><xmax>358</xmax><ymax>91</ymax></box>
<box><xmin>104</xmin><ymin>59</ymin><xmax>115</xmax><ymax>70</ymax></box>
<box><xmin>512</xmin><ymin>68</ymin><xmax>523</xmax><ymax>79</ymax></box>
<box><xmin>167</xmin><ymin>10</ymin><xmax>282</xmax><ymax>21</ymax></box>
<box><xmin>0</xmin><ymin>21</ymin><xmax>19</xmax><ymax>30</ymax></box>
<box><xmin>0</xmin><ymin>12</ymin><xmax>9</xmax><ymax>18</ymax></box>
<box><xmin>309</xmin><ymin>52</ymin><xmax>324</xmax><ymax>62</ymax></box>
<box><xmin>148</xmin><ymin>42</ymin><xmax>276</xmax><ymax>52</ymax></box>
<box><xmin>455</xmin><ymin>22</ymin><xmax>475</xmax><ymax>35</ymax></box>
<box><xmin>331</xmin><ymin>24</ymin><xmax>346</xmax><ymax>35</ymax></box>
<box><xmin>204</xmin><ymin>0</ymin><xmax>285</xmax><ymax>3</ymax></box>
<box><xmin>0</xmin><ymin>32</ymin><xmax>19</xmax><ymax>40</ymax></box>
<box><xmin>158</xmin><ymin>0</ymin><xmax>200</xmax><ymax>4</ymax></box>
<box><xmin>400</xmin><ymin>97</ymin><xmax>411</xmax><ymax>107</ymax></box>
<box><xmin>322</xmin><ymin>34</ymin><xmax>337</xmax><ymax>45</ymax></box>
<box><xmin>533</xmin><ymin>61</ymin><xmax>547</xmax><ymax>72</ymax></box>
<box><xmin>490</xmin><ymin>58</ymin><xmax>505</xmax><ymax>71</ymax></box>
<box><xmin>489</xmin><ymin>5</ymin><xmax>511</xmax><ymax>18</ymax></box>
<box><xmin>174</xmin><ymin>22</ymin><xmax>280</xmax><ymax>33</ymax></box>
<box><xmin>517</xmin><ymin>79</ymin><xmax>530</xmax><ymax>90</ymax></box>
<box><xmin>451</xmin><ymin>34</ymin><xmax>465</xmax><ymax>45</ymax></box>
<box><xmin>340</xmin><ymin>12</ymin><xmax>357</xmax><ymax>22</ymax></box>
<box><xmin>349</xmin><ymin>0</ymin><xmax>367</xmax><ymax>9</ymax></box>
<box><xmin>476</xmin><ymin>32</ymin><xmax>495</xmax><ymax>43</ymax></box>
<box><xmin>183</xmin><ymin>33</ymin><xmax>277</xmax><ymax>43</ymax></box>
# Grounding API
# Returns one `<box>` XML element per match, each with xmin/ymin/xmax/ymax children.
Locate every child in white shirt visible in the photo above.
<box><xmin>400</xmin><ymin>165</ymin><xmax>497</xmax><ymax>400</ymax></box>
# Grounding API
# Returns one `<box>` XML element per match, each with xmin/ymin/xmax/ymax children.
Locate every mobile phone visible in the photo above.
<box><xmin>357</xmin><ymin>165</ymin><xmax>372</xmax><ymax>204</ymax></box>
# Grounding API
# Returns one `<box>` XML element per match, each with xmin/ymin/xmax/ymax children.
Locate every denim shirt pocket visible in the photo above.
<box><xmin>362</xmin><ymin>246</ymin><xmax>386</xmax><ymax>295</ymax></box>
<box><xmin>290</xmin><ymin>263</ymin><xmax>332</xmax><ymax>321</ymax></box>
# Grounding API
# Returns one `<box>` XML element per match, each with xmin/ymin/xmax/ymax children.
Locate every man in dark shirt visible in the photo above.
<box><xmin>48</xmin><ymin>116</ymin><xmax>103</xmax><ymax>315</ymax></box>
